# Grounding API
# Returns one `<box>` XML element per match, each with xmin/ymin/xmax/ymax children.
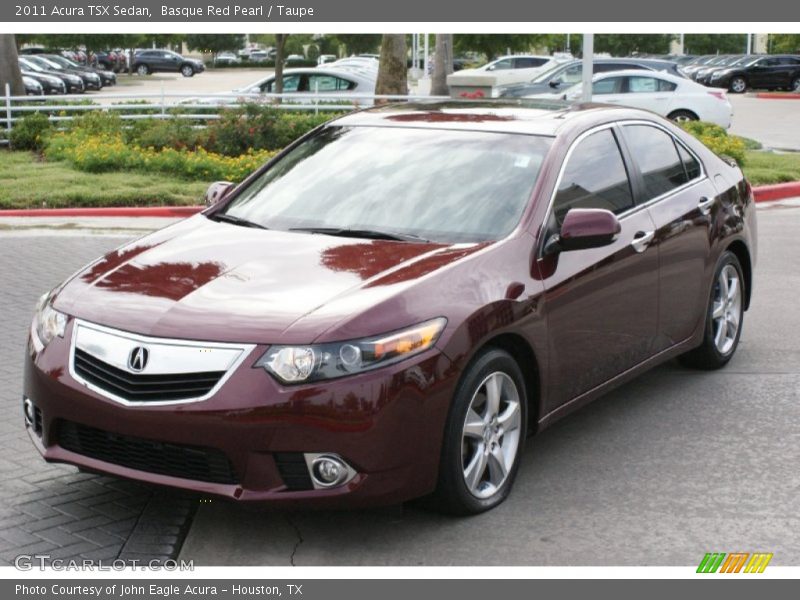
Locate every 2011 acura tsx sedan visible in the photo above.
<box><xmin>24</xmin><ymin>101</ymin><xmax>756</xmax><ymax>514</ymax></box>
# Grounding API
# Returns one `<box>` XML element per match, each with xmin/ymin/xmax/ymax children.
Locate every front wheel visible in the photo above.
<box><xmin>181</xmin><ymin>64</ymin><xmax>195</xmax><ymax>77</ymax></box>
<box><xmin>791</xmin><ymin>77</ymin><xmax>800</xmax><ymax>93</ymax></box>
<box><xmin>679</xmin><ymin>251</ymin><xmax>745</xmax><ymax>370</ymax></box>
<box><xmin>729</xmin><ymin>76</ymin><xmax>747</xmax><ymax>93</ymax></box>
<box><xmin>430</xmin><ymin>348</ymin><xmax>527</xmax><ymax>515</ymax></box>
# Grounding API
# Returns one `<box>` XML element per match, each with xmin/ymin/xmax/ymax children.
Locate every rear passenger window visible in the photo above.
<box><xmin>623</xmin><ymin>125</ymin><xmax>688</xmax><ymax>199</ymax></box>
<box><xmin>553</xmin><ymin>129</ymin><xmax>634</xmax><ymax>224</ymax></box>
<box><xmin>677</xmin><ymin>144</ymin><xmax>702</xmax><ymax>181</ymax></box>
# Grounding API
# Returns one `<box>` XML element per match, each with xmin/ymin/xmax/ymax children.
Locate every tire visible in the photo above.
<box><xmin>668</xmin><ymin>110</ymin><xmax>699</xmax><ymax>124</ymax></box>
<box><xmin>429</xmin><ymin>348</ymin><xmax>528</xmax><ymax>515</ymax></box>
<box><xmin>729</xmin><ymin>76</ymin><xmax>747</xmax><ymax>94</ymax></box>
<box><xmin>181</xmin><ymin>64</ymin><xmax>195</xmax><ymax>77</ymax></box>
<box><xmin>136</xmin><ymin>64</ymin><xmax>150</xmax><ymax>76</ymax></box>
<box><xmin>679</xmin><ymin>251</ymin><xmax>745</xmax><ymax>370</ymax></box>
<box><xmin>792</xmin><ymin>77</ymin><xmax>800</xmax><ymax>93</ymax></box>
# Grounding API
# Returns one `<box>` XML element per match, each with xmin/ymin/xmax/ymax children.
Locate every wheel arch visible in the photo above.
<box><xmin>481</xmin><ymin>332</ymin><xmax>542</xmax><ymax>435</ymax></box>
<box><xmin>725</xmin><ymin>239</ymin><xmax>752</xmax><ymax>310</ymax></box>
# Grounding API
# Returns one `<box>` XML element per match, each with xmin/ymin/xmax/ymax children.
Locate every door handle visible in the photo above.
<box><xmin>698</xmin><ymin>196</ymin><xmax>716</xmax><ymax>215</ymax></box>
<box><xmin>631</xmin><ymin>230</ymin><xmax>655</xmax><ymax>253</ymax></box>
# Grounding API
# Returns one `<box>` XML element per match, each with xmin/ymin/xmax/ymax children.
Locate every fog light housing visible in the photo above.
<box><xmin>304</xmin><ymin>453</ymin><xmax>357</xmax><ymax>489</ymax></box>
<box><xmin>23</xmin><ymin>398</ymin><xmax>34</xmax><ymax>426</ymax></box>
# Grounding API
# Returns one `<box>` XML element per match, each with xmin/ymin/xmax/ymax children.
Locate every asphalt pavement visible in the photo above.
<box><xmin>728</xmin><ymin>95</ymin><xmax>800</xmax><ymax>151</ymax></box>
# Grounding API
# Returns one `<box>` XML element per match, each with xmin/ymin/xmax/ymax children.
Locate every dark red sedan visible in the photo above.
<box><xmin>24</xmin><ymin>101</ymin><xmax>756</xmax><ymax>514</ymax></box>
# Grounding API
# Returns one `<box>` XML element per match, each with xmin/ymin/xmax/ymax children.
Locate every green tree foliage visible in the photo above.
<box><xmin>331</xmin><ymin>34</ymin><xmax>382</xmax><ymax>56</ymax></box>
<box><xmin>454</xmin><ymin>34</ymin><xmax>550</xmax><ymax>60</ymax></box>
<box><xmin>186</xmin><ymin>34</ymin><xmax>245</xmax><ymax>57</ymax></box>
<box><xmin>769</xmin><ymin>34</ymin><xmax>800</xmax><ymax>53</ymax></box>
<box><xmin>594</xmin><ymin>34</ymin><xmax>674</xmax><ymax>56</ymax></box>
<box><xmin>683</xmin><ymin>34</ymin><xmax>748</xmax><ymax>55</ymax></box>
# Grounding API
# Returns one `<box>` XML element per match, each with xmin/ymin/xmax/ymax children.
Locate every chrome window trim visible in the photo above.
<box><xmin>68</xmin><ymin>319</ymin><xmax>257</xmax><ymax>408</ymax></box>
<box><xmin>538</xmin><ymin>118</ymin><xmax>708</xmax><ymax>256</ymax></box>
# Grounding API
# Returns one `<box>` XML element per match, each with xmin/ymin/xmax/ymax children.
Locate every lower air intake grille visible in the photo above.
<box><xmin>58</xmin><ymin>421</ymin><xmax>238</xmax><ymax>485</ymax></box>
<box><xmin>274</xmin><ymin>453</ymin><xmax>314</xmax><ymax>491</ymax></box>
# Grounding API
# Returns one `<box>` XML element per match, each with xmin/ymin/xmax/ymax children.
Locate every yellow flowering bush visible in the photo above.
<box><xmin>680</xmin><ymin>121</ymin><xmax>747</xmax><ymax>167</ymax></box>
<box><xmin>45</xmin><ymin>131</ymin><xmax>276</xmax><ymax>183</ymax></box>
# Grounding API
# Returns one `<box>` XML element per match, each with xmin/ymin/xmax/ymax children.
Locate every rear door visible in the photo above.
<box><xmin>619</xmin><ymin>123</ymin><xmax>718</xmax><ymax>349</ymax></box>
<box><xmin>538</xmin><ymin>126</ymin><xmax>660</xmax><ymax>411</ymax></box>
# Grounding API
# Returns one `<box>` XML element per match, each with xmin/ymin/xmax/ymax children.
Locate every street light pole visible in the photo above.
<box><xmin>581</xmin><ymin>33</ymin><xmax>594</xmax><ymax>103</ymax></box>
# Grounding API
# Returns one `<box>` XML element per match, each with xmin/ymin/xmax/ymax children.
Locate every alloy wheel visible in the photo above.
<box><xmin>731</xmin><ymin>78</ymin><xmax>746</xmax><ymax>93</ymax></box>
<box><xmin>460</xmin><ymin>372</ymin><xmax>522</xmax><ymax>499</ymax></box>
<box><xmin>712</xmin><ymin>264</ymin><xmax>742</xmax><ymax>355</ymax></box>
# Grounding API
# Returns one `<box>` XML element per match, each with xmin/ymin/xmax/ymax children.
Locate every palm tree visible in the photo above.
<box><xmin>0</xmin><ymin>34</ymin><xmax>25</xmax><ymax>96</ymax></box>
<box><xmin>375</xmin><ymin>34</ymin><xmax>407</xmax><ymax>98</ymax></box>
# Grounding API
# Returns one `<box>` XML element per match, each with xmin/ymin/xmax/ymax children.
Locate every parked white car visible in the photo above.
<box><xmin>187</xmin><ymin>68</ymin><xmax>377</xmax><ymax>106</ymax></box>
<box><xmin>546</xmin><ymin>70</ymin><xmax>733</xmax><ymax>128</ymax></box>
<box><xmin>454</xmin><ymin>54</ymin><xmax>570</xmax><ymax>86</ymax></box>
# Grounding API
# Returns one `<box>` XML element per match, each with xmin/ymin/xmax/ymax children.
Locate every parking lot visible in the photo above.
<box><xmin>1</xmin><ymin>202</ymin><xmax>798</xmax><ymax>566</ymax></box>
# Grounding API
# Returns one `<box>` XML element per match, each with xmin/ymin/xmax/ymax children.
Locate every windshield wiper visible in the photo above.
<box><xmin>208</xmin><ymin>213</ymin><xmax>269</xmax><ymax>230</ymax></box>
<box><xmin>289</xmin><ymin>227</ymin><xmax>430</xmax><ymax>243</ymax></box>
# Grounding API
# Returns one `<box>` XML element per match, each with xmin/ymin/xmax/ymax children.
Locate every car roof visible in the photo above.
<box><xmin>592</xmin><ymin>68</ymin><xmax>684</xmax><ymax>82</ymax></box>
<box><xmin>332</xmin><ymin>100</ymin><xmax>663</xmax><ymax>137</ymax></box>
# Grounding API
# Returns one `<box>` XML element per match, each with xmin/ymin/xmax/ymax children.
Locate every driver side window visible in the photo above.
<box><xmin>553</xmin><ymin>129</ymin><xmax>634</xmax><ymax>225</ymax></box>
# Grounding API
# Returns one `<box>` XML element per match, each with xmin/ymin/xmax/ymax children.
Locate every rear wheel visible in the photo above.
<box><xmin>792</xmin><ymin>77</ymin><xmax>800</xmax><ymax>93</ymax></box>
<box><xmin>729</xmin><ymin>76</ymin><xmax>747</xmax><ymax>93</ymax></box>
<box><xmin>136</xmin><ymin>64</ymin><xmax>150</xmax><ymax>76</ymax></box>
<box><xmin>668</xmin><ymin>109</ymin><xmax>699</xmax><ymax>124</ymax></box>
<box><xmin>679</xmin><ymin>251</ymin><xmax>745</xmax><ymax>370</ymax></box>
<box><xmin>430</xmin><ymin>348</ymin><xmax>527</xmax><ymax>515</ymax></box>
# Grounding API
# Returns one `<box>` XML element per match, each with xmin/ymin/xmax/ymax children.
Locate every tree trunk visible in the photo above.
<box><xmin>431</xmin><ymin>34</ymin><xmax>453</xmax><ymax>97</ymax></box>
<box><xmin>0</xmin><ymin>34</ymin><xmax>25</xmax><ymax>97</ymax></box>
<box><xmin>274</xmin><ymin>34</ymin><xmax>289</xmax><ymax>99</ymax></box>
<box><xmin>375</xmin><ymin>34</ymin><xmax>408</xmax><ymax>99</ymax></box>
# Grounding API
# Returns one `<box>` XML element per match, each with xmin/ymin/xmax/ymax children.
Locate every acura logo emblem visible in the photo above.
<box><xmin>128</xmin><ymin>346</ymin><xmax>149</xmax><ymax>373</ymax></box>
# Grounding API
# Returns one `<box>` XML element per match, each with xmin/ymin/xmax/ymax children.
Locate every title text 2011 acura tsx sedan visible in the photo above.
<box><xmin>24</xmin><ymin>101</ymin><xmax>756</xmax><ymax>514</ymax></box>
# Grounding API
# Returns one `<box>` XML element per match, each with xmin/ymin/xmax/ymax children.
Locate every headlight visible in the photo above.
<box><xmin>257</xmin><ymin>318</ymin><xmax>447</xmax><ymax>384</ymax></box>
<box><xmin>34</xmin><ymin>292</ymin><xmax>67</xmax><ymax>347</ymax></box>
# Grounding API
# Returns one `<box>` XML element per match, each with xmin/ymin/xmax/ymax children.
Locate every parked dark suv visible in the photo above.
<box><xmin>132</xmin><ymin>50</ymin><xmax>205</xmax><ymax>77</ymax></box>
<box><xmin>498</xmin><ymin>58</ymin><xmax>685</xmax><ymax>98</ymax></box>
<box><xmin>708</xmin><ymin>54</ymin><xmax>800</xmax><ymax>93</ymax></box>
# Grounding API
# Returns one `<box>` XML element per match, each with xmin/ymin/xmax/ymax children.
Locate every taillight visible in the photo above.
<box><xmin>708</xmin><ymin>90</ymin><xmax>727</xmax><ymax>101</ymax></box>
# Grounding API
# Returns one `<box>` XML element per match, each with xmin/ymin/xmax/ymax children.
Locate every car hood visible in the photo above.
<box><xmin>53</xmin><ymin>215</ymin><xmax>489</xmax><ymax>344</ymax></box>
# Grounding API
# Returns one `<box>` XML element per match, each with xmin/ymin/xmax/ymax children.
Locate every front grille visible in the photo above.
<box><xmin>58</xmin><ymin>421</ymin><xmax>238</xmax><ymax>484</ymax></box>
<box><xmin>74</xmin><ymin>348</ymin><xmax>226</xmax><ymax>403</ymax></box>
<box><xmin>274</xmin><ymin>453</ymin><xmax>314</xmax><ymax>491</ymax></box>
<box><xmin>33</xmin><ymin>406</ymin><xmax>42</xmax><ymax>436</ymax></box>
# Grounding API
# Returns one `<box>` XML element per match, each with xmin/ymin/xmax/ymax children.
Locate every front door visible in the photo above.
<box><xmin>538</xmin><ymin>126</ymin><xmax>659</xmax><ymax>412</ymax></box>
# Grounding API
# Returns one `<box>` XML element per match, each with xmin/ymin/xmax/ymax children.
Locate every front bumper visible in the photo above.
<box><xmin>24</xmin><ymin>320</ymin><xmax>457</xmax><ymax>507</ymax></box>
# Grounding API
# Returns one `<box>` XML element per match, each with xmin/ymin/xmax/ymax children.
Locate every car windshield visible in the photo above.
<box><xmin>532</xmin><ymin>62</ymin><xmax>572</xmax><ymax>83</ymax></box>
<box><xmin>220</xmin><ymin>126</ymin><xmax>552</xmax><ymax>243</ymax></box>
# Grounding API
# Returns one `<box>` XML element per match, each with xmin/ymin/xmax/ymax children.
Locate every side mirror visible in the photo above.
<box><xmin>545</xmin><ymin>208</ymin><xmax>621</xmax><ymax>254</ymax></box>
<box><xmin>487</xmin><ymin>65</ymin><xmax>496</xmax><ymax>71</ymax></box>
<box><xmin>205</xmin><ymin>181</ymin><xmax>234</xmax><ymax>207</ymax></box>
<box><xmin>549</xmin><ymin>80</ymin><xmax>560</xmax><ymax>88</ymax></box>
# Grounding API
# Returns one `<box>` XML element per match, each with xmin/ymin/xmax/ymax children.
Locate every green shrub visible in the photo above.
<box><xmin>65</xmin><ymin>110</ymin><xmax>124</xmax><ymax>136</ymax></box>
<box><xmin>203</xmin><ymin>104</ymin><xmax>337</xmax><ymax>156</ymax></box>
<box><xmin>125</xmin><ymin>118</ymin><xmax>202</xmax><ymax>151</ymax></box>
<box><xmin>9</xmin><ymin>112</ymin><xmax>52</xmax><ymax>151</ymax></box>
<box><xmin>680</xmin><ymin>121</ymin><xmax>746</xmax><ymax>166</ymax></box>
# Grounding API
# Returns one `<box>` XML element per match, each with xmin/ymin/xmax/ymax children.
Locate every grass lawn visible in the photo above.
<box><xmin>742</xmin><ymin>150</ymin><xmax>800</xmax><ymax>186</ymax></box>
<box><xmin>1</xmin><ymin>149</ymin><xmax>799</xmax><ymax>210</ymax></box>
<box><xmin>0</xmin><ymin>152</ymin><xmax>207</xmax><ymax>209</ymax></box>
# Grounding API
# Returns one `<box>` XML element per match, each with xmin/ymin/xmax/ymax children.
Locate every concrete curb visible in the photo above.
<box><xmin>752</xmin><ymin>182</ymin><xmax>800</xmax><ymax>203</ymax></box>
<box><xmin>0</xmin><ymin>206</ymin><xmax>204</xmax><ymax>218</ymax></box>
<box><xmin>755</xmin><ymin>92</ymin><xmax>800</xmax><ymax>100</ymax></box>
<box><xmin>0</xmin><ymin>183</ymin><xmax>798</xmax><ymax>218</ymax></box>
